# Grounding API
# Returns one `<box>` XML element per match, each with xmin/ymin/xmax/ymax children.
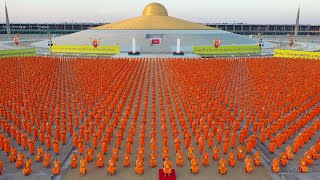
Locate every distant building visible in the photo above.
<box><xmin>1</xmin><ymin>23</ymin><xmax>319</xmax><ymax>36</ymax></box>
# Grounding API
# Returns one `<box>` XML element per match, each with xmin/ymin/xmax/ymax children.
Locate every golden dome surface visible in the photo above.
<box><xmin>92</xmin><ymin>3</ymin><xmax>215</xmax><ymax>30</ymax></box>
<box><xmin>142</xmin><ymin>3</ymin><xmax>168</xmax><ymax>16</ymax></box>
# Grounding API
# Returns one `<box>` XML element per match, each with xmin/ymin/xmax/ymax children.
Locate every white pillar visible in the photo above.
<box><xmin>176</xmin><ymin>38</ymin><xmax>181</xmax><ymax>53</ymax></box>
<box><xmin>132</xmin><ymin>37</ymin><xmax>136</xmax><ymax>53</ymax></box>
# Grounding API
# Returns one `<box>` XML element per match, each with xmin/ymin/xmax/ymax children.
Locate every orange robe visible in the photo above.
<box><xmin>176</xmin><ymin>151</ymin><xmax>183</xmax><ymax>167</ymax></box>
<box><xmin>80</xmin><ymin>158</ymin><xmax>87</xmax><ymax>175</ymax></box>
<box><xmin>53</xmin><ymin>139</ymin><xmax>59</xmax><ymax>155</ymax></box>
<box><xmin>213</xmin><ymin>147</ymin><xmax>219</xmax><ymax>160</ymax></box>
<box><xmin>86</xmin><ymin>147</ymin><xmax>94</xmax><ymax>162</ymax></box>
<box><xmin>228</xmin><ymin>152</ymin><xmax>236</xmax><ymax>167</ymax></box>
<box><xmin>70</xmin><ymin>153</ymin><xmax>78</xmax><ymax>168</ymax></box>
<box><xmin>202</xmin><ymin>152</ymin><xmax>210</xmax><ymax>166</ymax></box>
<box><xmin>35</xmin><ymin>147</ymin><xmax>44</xmax><ymax>162</ymax></box>
<box><xmin>124</xmin><ymin>153</ymin><xmax>131</xmax><ymax>167</ymax></box>
<box><xmin>77</xmin><ymin>140</ymin><xmax>84</xmax><ymax>155</ymax></box>
<box><xmin>52</xmin><ymin>159</ymin><xmax>61</xmax><ymax>175</ymax></box>
<box><xmin>190</xmin><ymin>158</ymin><xmax>199</xmax><ymax>174</ymax></box>
<box><xmin>23</xmin><ymin>159</ymin><xmax>32</xmax><ymax>176</ymax></box>
<box><xmin>96</xmin><ymin>153</ymin><xmax>104</xmax><ymax>168</ymax></box>
<box><xmin>163</xmin><ymin>159</ymin><xmax>172</xmax><ymax>175</ymax></box>
<box><xmin>223</xmin><ymin>138</ymin><xmax>229</xmax><ymax>154</ymax></box>
<box><xmin>0</xmin><ymin>160</ymin><xmax>3</xmax><ymax>175</ymax></box>
<box><xmin>43</xmin><ymin>153</ymin><xmax>51</xmax><ymax>168</ymax></box>
<box><xmin>16</xmin><ymin>153</ymin><xmax>24</xmax><ymax>169</ymax></box>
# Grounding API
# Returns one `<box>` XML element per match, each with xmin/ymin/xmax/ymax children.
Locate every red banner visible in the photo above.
<box><xmin>151</xmin><ymin>39</ymin><xmax>161</xmax><ymax>45</ymax></box>
<box><xmin>91</xmin><ymin>38</ymin><xmax>99</xmax><ymax>48</ymax></box>
<box><xmin>213</xmin><ymin>40</ymin><xmax>221</xmax><ymax>48</ymax></box>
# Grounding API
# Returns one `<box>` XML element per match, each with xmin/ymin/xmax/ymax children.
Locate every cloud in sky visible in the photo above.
<box><xmin>0</xmin><ymin>0</ymin><xmax>319</xmax><ymax>24</ymax></box>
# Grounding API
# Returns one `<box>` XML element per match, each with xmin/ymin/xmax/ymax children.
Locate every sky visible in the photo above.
<box><xmin>0</xmin><ymin>0</ymin><xmax>319</xmax><ymax>24</ymax></box>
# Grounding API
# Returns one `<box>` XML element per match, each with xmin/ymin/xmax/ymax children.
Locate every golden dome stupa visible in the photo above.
<box><xmin>93</xmin><ymin>2</ymin><xmax>214</xmax><ymax>30</ymax></box>
<box><xmin>142</xmin><ymin>3</ymin><xmax>168</xmax><ymax>16</ymax></box>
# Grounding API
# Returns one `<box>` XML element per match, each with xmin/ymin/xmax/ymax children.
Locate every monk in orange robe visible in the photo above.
<box><xmin>254</xmin><ymin>151</ymin><xmax>261</xmax><ymax>166</ymax></box>
<box><xmin>228</xmin><ymin>152</ymin><xmax>236</xmax><ymax>167</ymax></box>
<box><xmin>198</xmin><ymin>136</ymin><xmax>205</xmax><ymax>154</ymax></box>
<box><xmin>0</xmin><ymin>135</ymin><xmax>4</xmax><ymax>150</ymax></box>
<box><xmin>188</xmin><ymin>146</ymin><xmax>195</xmax><ymax>160</ymax></box>
<box><xmin>245</xmin><ymin>156</ymin><xmax>253</xmax><ymax>174</ymax></box>
<box><xmin>212</xmin><ymin>146</ymin><xmax>219</xmax><ymax>161</ymax></box>
<box><xmin>73</xmin><ymin>133</ymin><xmax>78</xmax><ymax>148</ymax></box>
<box><xmin>70</xmin><ymin>152</ymin><xmax>78</xmax><ymax>168</ymax></box>
<box><xmin>299</xmin><ymin>159</ymin><xmax>308</xmax><ymax>173</ymax></box>
<box><xmin>176</xmin><ymin>150</ymin><xmax>183</xmax><ymax>167</ymax></box>
<box><xmin>43</xmin><ymin>151</ymin><xmax>51</xmax><ymax>168</ymax></box>
<box><xmin>23</xmin><ymin>157</ymin><xmax>32</xmax><ymax>176</ymax></box>
<box><xmin>269</xmin><ymin>138</ymin><xmax>276</xmax><ymax>154</ymax></box>
<box><xmin>285</xmin><ymin>146</ymin><xmax>294</xmax><ymax>160</ymax></box>
<box><xmin>190</xmin><ymin>157</ymin><xmax>199</xmax><ymax>174</ymax></box>
<box><xmin>230</xmin><ymin>132</ymin><xmax>236</xmax><ymax>149</ymax></box>
<box><xmin>86</xmin><ymin>146</ymin><xmax>94</xmax><ymax>162</ymax></box>
<box><xmin>96</xmin><ymin>152</ymin><xmax>104</xmax><ymax>168</ymax></box>
<box><xmin>163</xmin><ymin>158</ymin><xmax>172</xmax><ymax>176</ymax></box>
<box><xmin>135</xmin><ymin>157</ymin><xmax>144</xmax><ymax>175</ymax></box>
<box><xmin>246</xmin><ymin>139</ymin><xmax>253</xmax><ymax>154</ymax></box>
<box><xmin>222</xmin><ymin>137</ymin><xmax>229</xmax><ymax>154</ymax></box>
<box><xmin>202</xmin><ymin>152</ymin><xmax>210</xmax><ymax>167</ymax></box>
<box><xmin>45</xmin><ymin>134</ymin><xmax>51</xmax><ymax>150</ymax></box>
<box><xmin>149</xmin><ymin>151</ymin><xmax>156</xmax><ymax>168</ymax></box>
<box><xmin>237</xmin><ymin>145</ymin><xmax>245</xmax><ymax>161</ymax></box>
<box><xmin>35</xmin><ymin>147</ymin><xmax>44</xmax><ymax>162</ymax></box>
<box><xmin>124</xmin><ymin>152</ymin><xmax>131</xmax><ymax>167</ymax></box>
<box><xmin>162</xmin><ymin>146</ymin><xmax>169</xmax><ymax>160</ymax></box>
<box><xmin>61</xmin><ymin>130</ymin><xmax>66</xmax><ymax>145</ymax></box>
<box><xmin>93</xmin><ymin>133</ymin><xmax>98</xmax><ymax>149</ymax></box>
<box><xmin>16</xmin><ymin>152</ymin><xmax>24</xmax><ymax>169</ymax></box>
<box><xmin>174</xmin><ymin>138</ymin><xmax>181</xmax><ymax>152</ymax></box>
<box><xmin>101</xmin><ymin>139</ymin><xmax>108</xmax><ymax>155</ymax></box>
<box><xmin>3</xmin><ymin>138</ymin><xmax>11</xmax><ymax>155</ymax></box>
<box><xmin>219</xmin><ymin>158</ymin><xmax>227</xmax><ymax>175</ymax></box>
<box><xmin>0</xmin><ymin>160</ymin><xmax>3</xmax><ymax>175</ymax></box>
<box><xmin>185</xmin><ymin>133</ymin><xmax>191</xmax><ymax>149</ymax></box>
<box><xmin>53</xmin><ymin>138</ymin><xmax>59</xmax><ymax>155</ymax></box>
<box><xmin>9</xmin><ymin>147</ymin><xmax>18</xmax><ymax>162</ymax></box>
<box><xmin>39</xmin><ymin>131</ymin><xmax>44</xmax><ymax>145</ymax></box>
<box><xmin>80</xmin><ymin>157</ymin><xmax>87</xmax><ymax>175</ymax></box>
<box><xmin>52</xmin><ymin>158</ymin><xmax>61</xmax><ymax>175</ymax></box>
<box><xmin>271</xmin><ymin>158</ymin><xmax>280</xmax><ymax>173</ymax></box>
<box><xmin>126</xmin><ymin>141</ymin><xmax>131</xmax><ymax>154</ymax></box>
<box><xmin>208</xmin><ymin>133</ymin><xmax>214</xmax><ymax>149</ymax></box>
<box><xmin>280</xmin><ymin>152</ymin><xmax>288</xmax><ymax>166</ymax></box>
<box><xmin>77</xmin><ymin>140</ymin><xmax>84</xmax><ymax>155</ymax></box>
